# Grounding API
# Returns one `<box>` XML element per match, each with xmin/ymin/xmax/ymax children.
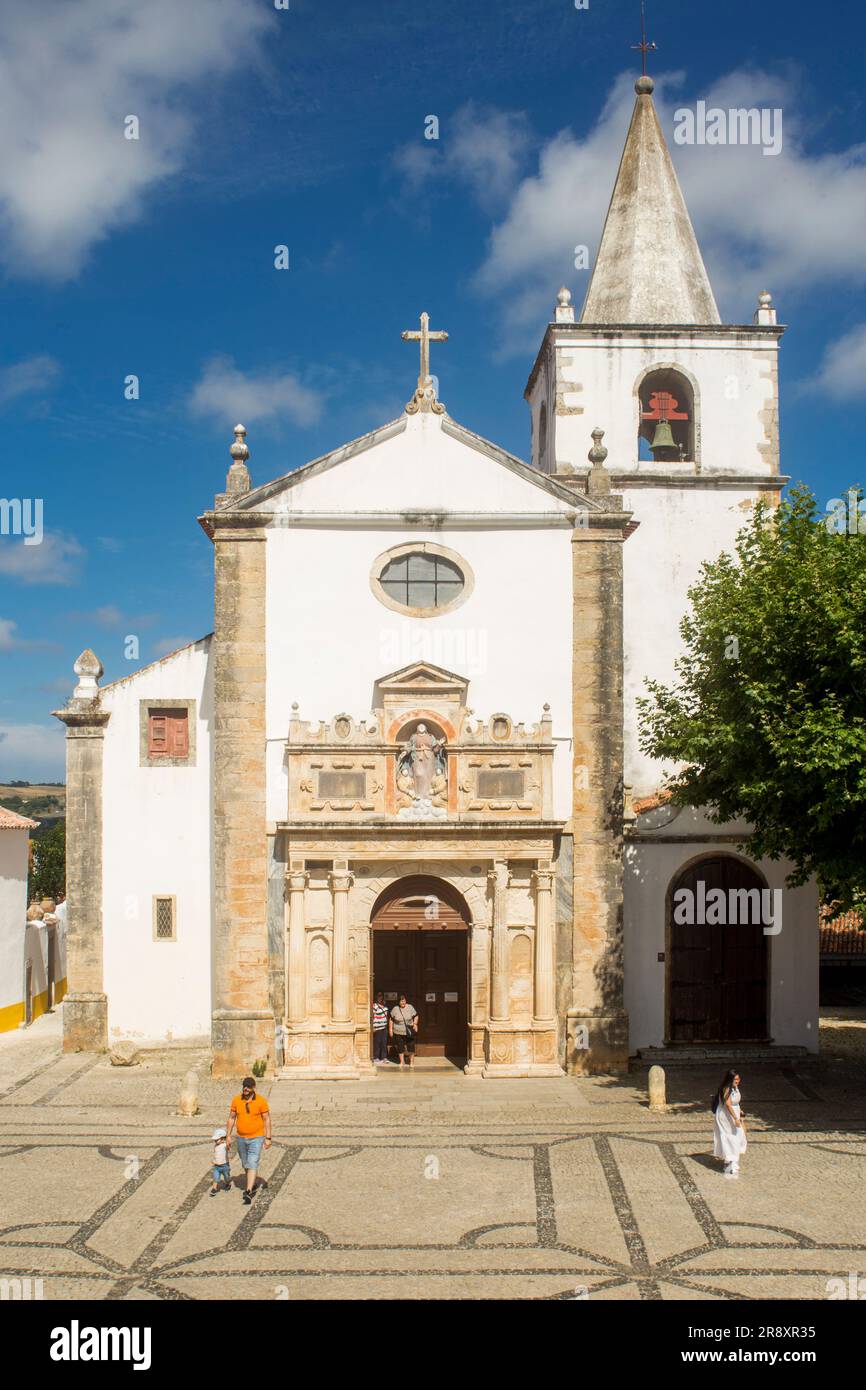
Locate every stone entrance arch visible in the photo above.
<box><xmin>371</xmin><ymin>876</ymin><xmax>471</xmax><ymax>1062</ymax></box>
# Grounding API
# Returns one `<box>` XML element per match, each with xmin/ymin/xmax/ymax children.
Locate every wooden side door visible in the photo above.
<box><xmin>417</xmin><ymin>931</ymin><xmax>467</xmax><ymax>1057</ymax></box>
<box><xmin>669</xmin><ymin>857</ymin><xmax>769</xmax><ymax>1043</ymax></box>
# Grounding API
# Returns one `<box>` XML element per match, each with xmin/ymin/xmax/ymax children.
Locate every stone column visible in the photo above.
<box><xmin>532</xmin><ymin>865</ymin><xmax>556</xmax><ymax>1024</ymax></box>
<box><xmin>285</xmin><ymin>867</ymin><xmax>307</xmax><ymax>1024</ymax></box>
<box><xmin>568</xmin><ymin>438</ymin><xmax>631</xmax><ymax>1073</ymax></box>
<box><xmin>330</xmin><ymin>867</ymin><xmax>353</xmax><ymax>1024</ymax></box>
<box><xmin>209</xmin><ymin>506</ymin><xmax>273</xmax><ymax>1077</ymax></box>
<box><xmin>53</xmin><ymin>651</ymin><xmax>110</xmax><ymax>1052</ymax></box>
<box><xmin>488</xmin><ymin>860</ymin><xmax>510</xmax><ymax>1022</ymax></box>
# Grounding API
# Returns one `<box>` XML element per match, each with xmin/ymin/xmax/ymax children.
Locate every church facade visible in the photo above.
<box><xmin>55</xmin><ymin>76</ymin><xmax>818</xmax><ymax>1078</ymax></box>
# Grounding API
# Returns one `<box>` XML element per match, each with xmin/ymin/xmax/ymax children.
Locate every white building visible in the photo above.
<box><xmin>55</xmin><ymin>74</ymin><xmax>817</xmax><ymax>1076</ymax></box>
<box><xmin>0</xmin><ymin>806</ymin><xmax>63</xmax><ymax>1031</ymax></box>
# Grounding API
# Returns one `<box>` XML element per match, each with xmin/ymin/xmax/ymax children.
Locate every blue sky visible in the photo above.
<box><xmin>1</xmin><ymin>0</ymin><xmax>865</xmax><ymax>780</ymax></box>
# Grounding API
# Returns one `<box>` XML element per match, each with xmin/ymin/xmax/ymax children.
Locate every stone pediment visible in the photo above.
<box><xmin>374</xmin><ymin>662</ymin><xmax>468</xmax><ymax>707</ymax></box>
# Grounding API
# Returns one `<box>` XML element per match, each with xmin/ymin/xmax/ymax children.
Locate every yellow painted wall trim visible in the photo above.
<box><xmin>0</xmin><ymin>978</ymin><xmax>67</xmax><ymax>1034</ymax></box>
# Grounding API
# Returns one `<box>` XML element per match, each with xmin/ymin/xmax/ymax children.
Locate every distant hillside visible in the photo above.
<box><xmin>0</xmin><ymin>784</ymin><xmax>66</xmax><ymax>826</ymax></box>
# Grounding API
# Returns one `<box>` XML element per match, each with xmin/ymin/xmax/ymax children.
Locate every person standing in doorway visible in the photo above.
<box><xmin>712</xmin><ymin>1069</ymin><xmax>747</xmax><ymax>1178</ymax></box>
<box><xmin>389</xmin><ymin>994</ymin><xmax>419</xmax><ymax>1069</ymax></box>
<box><xmin>227</xmin><ymin>1076</ymin><xmax>272</xmax><ymax>1203</ymax></box>
<box><xmin>372</xmin><ymin>991</ymin><xmax>390</xmax><ymax>1064</ymax></box>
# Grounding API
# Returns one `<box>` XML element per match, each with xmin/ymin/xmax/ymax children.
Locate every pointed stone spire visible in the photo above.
<box><xmin>580</xmin><ymin>77</ymin><xmax>721</xmax><ymax>326</ymax></box>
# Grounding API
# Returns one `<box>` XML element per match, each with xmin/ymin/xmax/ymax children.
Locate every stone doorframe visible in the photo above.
<box><xmin>275</xmin><ymin>830</ymin><xmax>564</xmax><ymax>1080</ymax></box>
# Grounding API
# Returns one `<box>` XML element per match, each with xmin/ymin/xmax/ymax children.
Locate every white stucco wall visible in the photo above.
<box><xmin>260</xmin><ymin>412</ymin><xmax>576</xmax><ymax>824</ymax></box>
<box><xmin>100</xmin><ymin>639</ymin><xmax>213</xmax><ymax>1040</ymax></box>
<box><xmin>529</xmin><ymin>328</ymin><xmax>779</xmax><ymax>477</ymax></box>
<box><xmin>619</xmin><ymin>482</ymin><xmax>764</xmax><ymax>795</ymax></box>
<box><xmin>0</xmin><ymin>828</ymin><xmax>29</xmax><ymax>1018</ymax></box>
<box><xmin>623</xmin><ymin>806</ymin><xmax>819</xmax><ymax>1053</ymax></box>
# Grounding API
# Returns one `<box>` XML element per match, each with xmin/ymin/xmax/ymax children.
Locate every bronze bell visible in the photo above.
<box><xmin>650</xmin><ymin>419</ymin><xmax>676</xmax><ymax>457</ymax></box>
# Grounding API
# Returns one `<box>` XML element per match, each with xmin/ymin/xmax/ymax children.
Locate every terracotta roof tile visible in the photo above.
<box><xmin>632</xmin><ymin>789</ymin><xmax>673</xmax><ymax>815</ymax></box>
<box><xmin>0</xmin><ymin>805</ymin><xmax>38</xmax><ymax>830</ymax></box>
<box><xmin>820</xmin><ymin>907</ymin><xmax>866</xmax><ymax>956</ymax></box>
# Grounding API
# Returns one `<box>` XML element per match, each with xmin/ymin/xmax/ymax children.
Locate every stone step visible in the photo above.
<box><xmin>635</xmin><ymin>1045</ymin><xmax>809</xmax><ymax>1065</ymax></box>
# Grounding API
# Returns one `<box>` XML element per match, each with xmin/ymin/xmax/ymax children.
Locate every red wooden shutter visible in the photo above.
<box><xmin>149</xmin><ymin>714</ymin><xmax>168</xmax><ymax>756</ymax></box>
<box><xmin>168</xmin><ymin>711</ymin><xmax>189</xmax><ymax>758</ymax></box>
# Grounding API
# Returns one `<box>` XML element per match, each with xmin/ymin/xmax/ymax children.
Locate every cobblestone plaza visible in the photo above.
<box><xmin>1</xmin><ymin>1012</ymin><xmax>865</xmax><ymax>1302</ymax></box>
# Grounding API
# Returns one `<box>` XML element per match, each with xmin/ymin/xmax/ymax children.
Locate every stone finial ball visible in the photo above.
<box><xmin>635</xmin><ymin>75</ymin><xmax>654</xmax><ymax>95</ymax></box>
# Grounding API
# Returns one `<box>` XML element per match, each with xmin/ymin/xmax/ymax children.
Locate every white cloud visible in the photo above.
<box><xmin>0</xmin><ymin>617</ymin><xmax>18</xmax><ymax>649</ymax></box>
<box><xmin>0</xmin><ymin>533</ymin><xmax>84</xmax><ymax>585</ymax></box>
<box><xmin>0</xmin><ymin>355</ymin><xmax>61</xmax><ymax>409</ymax></box>
<box><xmin>394</xmin><ymin>103</ymin><xmax>533</xmax><ymax>210</ymax></box>
<box><xmin>804</xmin><ymin>323</ymin><xmax>866</xmax><ymax>401</ymax></box>
<box><xmin>469</xmin><ymin>69</ymin><xmax>866</xmax><ymax>348</ymax></box>
<box><xmin>189</xmin><ymin>355</ymin><xmax>323</xmax><ymax>429</ymax></box>
<box><xmin>0</xmin><ymin>0</ymin><xmax>273</xmax><ymax>278</ymax></box>
<box><xmin>0</xmin><ymin>722</ymin><xmax>66</xmax><ymax>782</ymax></box>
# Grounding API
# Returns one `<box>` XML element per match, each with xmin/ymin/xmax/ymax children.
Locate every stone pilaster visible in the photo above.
<box><xmin>568</xmin><ymin>482</ymin><xmax>632</xmax><ymax>1073</ymax></box>
<box><xmin>330</xmin><ymin>867</ymin><xmax>353</xmax><ymax>1024</ymax></box>
<box><xmin>210</xmin><ymin>512</ymin><xmax>273</xmax><ymax>1077</ymax></box>
<box><xmin>53</xmin><ymin>650</ymin><xmax>110</xmax><ymax>1052</ymax></box>
<box><xmin>488</xmin><ymin>860</ymin><xmax>510</xmax><ymax>1022</ymax></box>
<box><xmin>532</xmin><ymin>866</ymin><xmax>556</xmax><ymax>1024</ymax></box>
<box><xmin>285</xmin><ymin>867</ymin><xmax>307</xmax><ymax>1023</ymax></box>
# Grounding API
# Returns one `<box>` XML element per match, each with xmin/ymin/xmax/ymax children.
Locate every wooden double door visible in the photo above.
<box><xmin>668</xmin><ymin>856</ymin><xmax>769</xmax><ymax>1043</ymax></box>
<box><xmin>371</xmin><ymin>877</ymin><xmax>469</xmax><ymax>1059</ymax></box>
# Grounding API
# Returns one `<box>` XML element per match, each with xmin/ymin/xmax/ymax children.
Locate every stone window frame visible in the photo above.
<box><xmin>139</xmin><ymin>698</ymin><xmax>197</xmax><ymax>768</ymax></box>
<box><xmin>152</xmin><ymin>894</ymin><xmax>177</xmax><ymax>942</ymax></box>
<box><xmin>369</xmin><ymin>541</ymin><xmax>474</xmax><ymax>618</ymax></box>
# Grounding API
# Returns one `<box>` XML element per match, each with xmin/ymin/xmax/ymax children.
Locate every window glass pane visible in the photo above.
<box><xmin>381</xmin><ymin>557</ymin><xmax>409</xmax><ymax>583</ymax></box>
<box><xmin>378</xmin><ymin>551</ymin><xmax>465</xmax><ymax>611</ymax></box>
<box><xmin>381</xmin><ymin>579</ymin><xmax>407</xmax><ymax>600</ymax></box>
<box><xmin>433</xmin><ymin>556</ymin><xmax>462</xmax><ymax>582</ymax></box>
<box><xmin>407</xmin><ymin>553</ymin><xmax>436</xmax><ymax>581</ymax></box>
<box><xmin>406</xmin><ymin>580</ymin><xmax>436</xmax><ymax>607</ymax></box>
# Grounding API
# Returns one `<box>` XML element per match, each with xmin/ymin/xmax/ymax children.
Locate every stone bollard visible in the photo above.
<box><xmin>648</xmin><ymin>1064</ymin><xmax>666</xmax><ymax>1112</ymax></box>
<box><xmin>178</xmin><ymin>1069</ymin><xmax>200</xmax><ymax>1117</ymax></box>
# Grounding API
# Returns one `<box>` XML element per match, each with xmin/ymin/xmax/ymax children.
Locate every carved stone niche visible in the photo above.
<box><xmin>284</xmin><ymin>665</ymin><xmax>556</xmax><ymax>823</ymax></box>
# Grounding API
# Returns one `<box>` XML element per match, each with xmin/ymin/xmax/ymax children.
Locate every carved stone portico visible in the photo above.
<box><xmin>275</xmin><ymin>662</ymin><xmax>564</xmax><ymax>1079</ymax></box>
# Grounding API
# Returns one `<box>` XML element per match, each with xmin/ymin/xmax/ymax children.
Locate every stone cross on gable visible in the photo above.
<box><xmin>402</xmin><ymin>311</ymin><xmax>448</xmax><ymax>415</ymax></box>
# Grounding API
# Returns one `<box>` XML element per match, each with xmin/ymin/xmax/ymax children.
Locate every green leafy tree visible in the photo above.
<box><xmin>638</xmin><ymin>485</ymin><xmax>866</xmax><ymax>914</ymax></box>
<box><xmin>30</xmin><ymin>821</ymin><xmax>66</xmax><ymax>902</ymax></box>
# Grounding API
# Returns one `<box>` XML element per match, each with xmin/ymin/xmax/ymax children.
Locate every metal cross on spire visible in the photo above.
<box><xmin>402</xmin><ymin>311</ymin><xmax>448</xmax><ymax>415</ymax></box>
<box><xmin>631</xmin><ymin>0</ymin><xmax>657</xmax><ymax>76</ymax></box>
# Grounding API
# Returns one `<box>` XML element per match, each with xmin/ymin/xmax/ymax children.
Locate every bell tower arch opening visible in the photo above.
<box><xmin>637</xmin><ymin>367</ymin><xmax>696</xmax><ymax>463</ymax></box>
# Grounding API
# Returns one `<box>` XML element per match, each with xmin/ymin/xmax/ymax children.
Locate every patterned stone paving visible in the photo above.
<box><xmin>2</xmin><ymin>1014</ymin><xmax>866</xmax><ymax>1301</ymax></box>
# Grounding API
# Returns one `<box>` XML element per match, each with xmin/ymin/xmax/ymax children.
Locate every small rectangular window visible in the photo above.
<box><xmin>147</xmin><ymin>709</ymin><xmax>189</xmax><ymax>759</ymax></box>
<box><xmin>152</xmin><ymin>896</ymin><xmax>177</xmax><ymax>941</ymax></box>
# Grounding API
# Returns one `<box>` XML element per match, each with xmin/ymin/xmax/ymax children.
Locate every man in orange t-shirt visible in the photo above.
<box><xmin>227</xmin><ymin>1076</ymin><xmax>272</xmax><ymax>1203</ymax></box>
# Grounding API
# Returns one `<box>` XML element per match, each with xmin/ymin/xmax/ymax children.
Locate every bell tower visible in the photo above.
<box><xmin>525</xmin><ymin>71</ymin><xmax>787</xmax><ymax>798</ymax></box>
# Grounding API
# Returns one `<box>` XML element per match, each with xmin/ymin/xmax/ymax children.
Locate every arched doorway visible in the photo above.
<box><xmin>668</xmin><ymin>856</ymin><xmax>770</xmax><ymax>1043</ymax></box>
<box><xmin>371</xmin><ymin>876</ymin><xmax>469</xmax><ymax>1061</ymax></box>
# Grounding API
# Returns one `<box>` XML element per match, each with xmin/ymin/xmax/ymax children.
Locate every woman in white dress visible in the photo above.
<box><xmin>712</xmin><ymin>1069</ymin><xmax>747</xmax><ymax>1177</ymax></box>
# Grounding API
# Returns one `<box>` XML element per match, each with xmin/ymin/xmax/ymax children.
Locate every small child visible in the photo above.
<box><xmin>210</xmin><ymin>1125</ymin><xmax>231</xmax><ymax>1195</ymax></box>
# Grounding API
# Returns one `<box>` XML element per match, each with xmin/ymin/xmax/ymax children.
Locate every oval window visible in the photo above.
<box><xmin>371</xmin><ymin>544</ymin><xmax>472</xmax><ymax>616</ymax></box>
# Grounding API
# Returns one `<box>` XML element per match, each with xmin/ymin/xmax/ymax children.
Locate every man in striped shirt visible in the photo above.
<box><xmin>372</xmin><ymin>992</ymin><xmax>390</xmax><ymax>1064</ymax></box>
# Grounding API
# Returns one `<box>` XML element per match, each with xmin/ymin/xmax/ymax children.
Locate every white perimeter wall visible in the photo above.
<box><xmin>101</xmin><ymin>640</ymin><xmax>213</xmax><ymax>1040</ymax></box>
<box><xmin>0</xmin><ymin>830</ymin><xmax>29</xmax><ymax>1013</ymax></box>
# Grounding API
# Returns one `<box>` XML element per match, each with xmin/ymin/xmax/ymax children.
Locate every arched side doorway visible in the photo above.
<box><xmin>371</xmin><ymin>876</ymin><xmax>470</xmax><ymax>1061</ymax></box>
<box><xmin>667</xmin><ymin>855</ymin><xmax>770</xmax><ymax>1043</ymax></box>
